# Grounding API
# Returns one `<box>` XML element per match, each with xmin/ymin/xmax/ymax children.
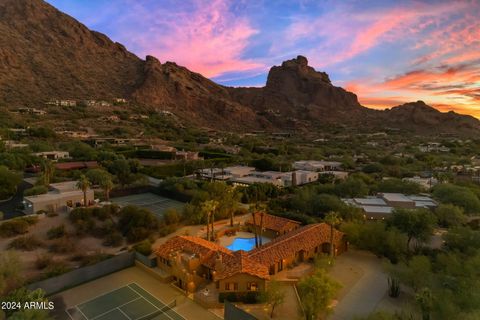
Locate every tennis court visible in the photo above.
<box><xmin>66</xmin><ymin>283</ymin><xmax>185</xmax><ymax>320</ymax></box>
<box><xmin>112</xmin><ymin>193</ymin><xmax>185</xmax><ymax>218</ymax></box>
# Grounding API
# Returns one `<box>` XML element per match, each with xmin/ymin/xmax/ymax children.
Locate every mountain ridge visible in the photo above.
<box><xmin>0</xmin><ymin>0</ymin><xmax>478</xmax><ymax>135</ymax></box>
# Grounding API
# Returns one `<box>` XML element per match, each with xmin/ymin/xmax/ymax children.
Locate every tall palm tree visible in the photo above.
<box><xmin>99</xmin><ymin>176</ymin><xmax>114</xmax><ymax>202</ymax></box>
<box><xmin>202</xmin><ymin>200</ymin><xmax>219</xmax><ymax>241</ymax></box>
<box><xmin>76</xmin><ymin>175</ymin><xmax>91</xmax><ymax>207</ymax></box>
<box><xmin>259</xmin><ymin>211</ymin><xmax>265</xmax><ymax>246</ymax></box>
<box><xmin>248</xmin><ymin>204</ymin><xmax>259</xmax><ymax>248</ymax></box>
<box><xmin>324</xmin><ymin>212</ymin><xmax>342</xmax><ymax>257</ymax></box>
<box><xmin>40</xmin><ymin>160</ymin><xmax>55</xmax><ymax>185</ymax></box>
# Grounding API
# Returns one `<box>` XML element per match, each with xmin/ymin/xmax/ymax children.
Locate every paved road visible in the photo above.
<box><xmin>330</xmin><ymin>251</ymin><xmax>388</xmax><ymax>320</ymax></box>
<box><xmin>0</xmin><ymin>180</ymin><xmax>32</xmax><ymax>219</ymax></box>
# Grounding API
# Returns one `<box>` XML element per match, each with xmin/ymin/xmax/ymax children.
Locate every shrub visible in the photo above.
<box><xmin>8</xmin><ymin>235</ymin><xmax>43</xmax><ymax>251</ymax></box>
<box><xmin>49</xmin><ymin>238</ymin><xmax>76</xmax><ymax>253</ymax></box>
<box><xmin>23</xmin><ymin>185</ymin><xmax>48</xmax><ymax>196</ymax></box>
<box><xmin>71</xmin><ymin>252</ymin><xmax>113</xmax><ymax>267</ymax></box>
<box><xmin>133</xmin><ymin>239</ymin><xmax>152</xmax><ymax>256</ymax></box>
<box><xmin>35</xmin><ymin>254</ymin><xmax>53</xmax><ymax>270</ymax></box>
<box><xmin>103</xmin><ymin>231</ymin><xmax>123</xmax><ymax>247</ymax></box>
<box><xmin>118</xmin><ymin>206</ymin><xmax>158</xmax><ymax>242</ymax></box>
<box><xmin>43</xmin><ymin>261</ymin><xmax>71</xmax><ymax>278</ymax></box>
<box><xmin>163</xmin><ymin>208</ymin><xmax>180</xmax><ymax>225</ymax></box>
<box><xmin>0</xmin><ymin>219</ymin><xmax>30</xmax><ymax>238</ymax></box>
<box><xmin>46</xmin><ymin>225</ymin><xmax>66</xmax><ymax>239</ymax></box>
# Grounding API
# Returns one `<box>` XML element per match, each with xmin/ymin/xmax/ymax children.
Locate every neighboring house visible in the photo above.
<box><xmin>245</xmin><ymin>213</ymin><xmax>302</xmax><ymax>238</ymax></box>
<box><xmin>33</xmin><ymin>151</ymin><xmax>70</xmax><ymax>161</ymax></box>
<box><xmin>23</xmin><ymin>181</ymin><xmax>94</xmax><ymax>214</ymax></box>
<box><xmin>344</xmin><ymin>192</ymin><xmax>437</xmax><ymax>219</ymax></box>
<box><xmin>199</xmin><ymin>166</ymin><xmax>256</xmax><ymax>181</ymax></box>
<box><xmin>155</xmin><ymin>222</ymin><xmax>346</xmax><ymax>300</ymax></box>
<box><xmin>293</xmin><ymin>160</ymin><xmax>342</xmax><ymax>172</ymax></box>
<box><xmin>175</xmin><ymin>151</ymin><xmax>200</xmax><ymax>161</ymax></box>
<box><xmin>403</xmin><ymin>176</ymin><xmax>438</xmax><ymax>189</ymax></box>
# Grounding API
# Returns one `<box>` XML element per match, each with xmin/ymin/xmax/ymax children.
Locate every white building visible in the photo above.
<box><xmin>293</xmin><ymin>160</ymin><xmax>342</xmax><ymax>172</ymax></box>
<box><xmin>33</xmin><ymin>151</ymin><xmax>70</xmax><ymax>161</ymax></box>
<box><xmin>23</xmin><ymin>181</ymin><xmax>93</xmax><ymax>214</ymax></box>
<box><xmin>403</xmin><ymin>176</ymin><xmax>438</xmax><ymax>190</ymax></box>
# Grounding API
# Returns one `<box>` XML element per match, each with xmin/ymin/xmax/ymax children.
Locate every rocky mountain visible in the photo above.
<box><xmin>0</xmin><ymin>0</ymin><xmax>479</xmax><ymax>135</ymax></box>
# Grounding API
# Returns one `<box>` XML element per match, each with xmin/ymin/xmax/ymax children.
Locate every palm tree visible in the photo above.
<box><xmin>248</xmin><ymin>204</ymin><xmax>259</xmax><ymax>248</ymax></box>
<box><xmin>202</xmin><ymin>200</ymin><xmax>219</xmax><ymax>241</ymax></box>
<box><xmin>324</xmin><ymin>212</ymin><xmax>342</xmax><ymax>257</ymax></box>
<box><xmin>40</xmin><ymin>160</ymin><xmax>55</xmax><ymax>185</ymax></box>
<box><xmin>76</xmin><ymin>175</ymin><xmax>91</xmax><ymax>207</ymax></box>
<box><xmin>99</xmin><ymin>176</ymin><xmax>114</xmax><ymax>202</ymax></box>
<box><xmin>259</xmin><ymin>211</ymin><xmax>265</xmax><ymax>246</ymax></box>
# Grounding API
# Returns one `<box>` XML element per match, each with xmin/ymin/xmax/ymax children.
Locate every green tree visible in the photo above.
<box><xmin>434</xmin><ymin>204</ymin><xmax>466</xmax><ymax>227</ymax></box>
<box><xmin>416</xmin><ymin>288</ymin><xmax>433</xmax><ymax>320</ymax></box>
<box><xmin>2</xmin><ymin>288</ymin><xmax>53</xmax><ymax>319</ymax></box>
<box><xmin>324</xmin><ymin>212</ymin><xmax>342</xmax><ymax>257</ymax></box>
<box><xmin>388</xmin><ymin>209</ymin><xmax>437</xmax><ymax>251</ymax></box>
<box><xmin>76</xmin><ymin>175</ymin><xmax>91</xmax><ymax>207</ymax></box>
<box><xmin>433</xmin><ymin>183</ymin><xmax>480</xmax><ymax>214</ymax></box>
<box><xmin>117</xmin><ymin>206</ymin><xmax>158</xmax><ymax>242</ymax></box>
<box><xmin>201</xmin><ymin>200</ymin><xmax>219</xmax><ymax>241</ymax></box>
<box><xmin>0</xmin><ymin>251</ymin><xmax>23</xmax><ymax>296</ymax></box>
<box><xmin>38</xmin><ymin>160</ymin><xmax>55</xmax><ymax>186</ymax></box>
<box><xmin>0</xmin><ymin>166</ymin><xmax>22</xmax><ymax>200</ymax></box>
<box><xmin>297</xmin><ymin>269</ymin><xmax>341</xmax><ymax>320</ymax></box>
<box><xmin>260</xmin><ymin>280</ymin><xmax>286</xmax><ymax>318</ymax></box>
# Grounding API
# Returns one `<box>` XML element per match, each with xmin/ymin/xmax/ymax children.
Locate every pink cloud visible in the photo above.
<box><xmin>118</xmin><ymin>0</ymin><xmax>263</xmax><ymax>78</ymax></box>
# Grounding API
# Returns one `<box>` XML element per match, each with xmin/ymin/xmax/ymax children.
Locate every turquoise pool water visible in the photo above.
<box><xmin>227</xmin><ymin>237</ymin><xmax>271</xmax><ymax>251</ymax></box>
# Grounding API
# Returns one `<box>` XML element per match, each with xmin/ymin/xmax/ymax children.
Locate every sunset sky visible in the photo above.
<box><xmin>46</xmin><ymin>0</ymin><xmax>480</xmax><ymax>117</ymax></box>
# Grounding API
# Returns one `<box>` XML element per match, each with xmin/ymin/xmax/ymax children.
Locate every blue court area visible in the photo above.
<box><xmin>227</xmin><ymin>236</ymin><xmax>271</xmax><ymax>251</ymax></box>
<box><xmin>66</xmin><ymin>283</ymin><xmax>185</xmax><ymax>320</ymax></box>
<box><xmin>112</xmin><ymin>193</ymin><xmax>185</xmax><ymax>218</ymax></box>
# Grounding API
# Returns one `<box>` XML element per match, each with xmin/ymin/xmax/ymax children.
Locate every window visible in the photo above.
<box><xmin>225</xmin><ymin>283</ymin><xmax>231</xmax><ymax>291</ymax></box>
<box><xmin>247</xmin><ymin>282</ymin><xmax>258</xmax><ymax>291</ymax></box>
<box><xmin>277</xmin><ymin>260</ymin><xmax>283</xmax><ymax>272</ymax></box>
<box><xmin>233</xmin><ymin>283</ymin><xmax>238</xmax><ymax>291</ymax></box>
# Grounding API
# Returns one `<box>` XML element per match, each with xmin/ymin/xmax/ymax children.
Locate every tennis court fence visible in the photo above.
<box><xmin>28</xmin><ymin>251</ymin><xmax>161</xmax><ymax>295</ymax></box>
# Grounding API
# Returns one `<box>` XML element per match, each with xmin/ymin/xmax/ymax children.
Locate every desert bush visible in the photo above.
<box><xmin>133</xmin><ymin>239</ymin><xmax>152</xmax><ymax>256</ymax></box>
<box><xmin>43</xmin><ymin>261</ymin><xmax>71</xmax><ymax>278</ymax></box>
<box><xmin>0</xmin><ymin>220</ymin><xmax>29</xmax><ymax>237</ymax></box>
<box><xmin>71</xmin><ymin>252</ymin><xmax>113</xmax><ymax>267</ymax></box>
<box><xmin>163</xmin><ymin>208</ymin><xmax>181</xmax><ymax>225</ymax></box>
<box><xmin>35</xmin><ymin>254</ymin><xmax>53</xmax><ymax>270</ymax></box>
<box><xmin>8</xmin><ymin>235</ymin><xmax>43</xmax><ymax>251</ymax></box>
<box><xmin>103</xmin><ymin>231</ymin><xmax>123</xmax><ymax>247</ymax></box>
<box><xmin>49</xmin><ymin>237</ymin><xmax>76</xmax><ymax>253</ymax></box>
<box><xmin>46</xmin><ymin>224</ymin><xmax>66</xmax><ymax>239</ymax></box>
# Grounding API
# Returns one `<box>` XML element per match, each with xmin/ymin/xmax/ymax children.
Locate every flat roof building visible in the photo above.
<box><xmin>23</xmin><ymin>181</ymin><xmax>93</xmax><ymax>214</ymax></box>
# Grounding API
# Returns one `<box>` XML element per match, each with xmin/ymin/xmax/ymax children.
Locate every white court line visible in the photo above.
<box><xmin>118</xmin><ymin>307</ymin><xmax>133</xmax><ymax>320</ymax></box>
<box><xmin>90</xmin><ymin>297</ymin><xmax>142</xmax><ymax>320</ymax></box>
<box><xmin>127</xmin><ymin>284</ymin><xmax>175</xmax><ymax>320</ymax></box>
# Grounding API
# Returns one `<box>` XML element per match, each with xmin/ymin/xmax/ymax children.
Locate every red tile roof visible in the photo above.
<box><xmin>215</xmin><ymin>250</ymin><xmax>270</xmax><ymax>280</ymax></box>
<box><xmin>246</xmin><ymin>212</ymin><xmax>301</xmax><ymax>233</ymax></box>
<box><xmin>248</xmin><ymin>223</ymin><xmax>344</xmax><ymax>267</ymax></box>
<box><xmin>55</xmin><ymin>161</ymin><xmax>98</xmax><ymax>170</ymax></box>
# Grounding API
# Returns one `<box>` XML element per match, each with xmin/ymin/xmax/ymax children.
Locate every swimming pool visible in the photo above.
<box><xmin>227</xmin><ymin>236</ymin><xmax>271</xmax><ymax>251</ymax></box>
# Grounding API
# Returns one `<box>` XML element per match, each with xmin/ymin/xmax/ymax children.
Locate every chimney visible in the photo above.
<box><xmin>292</xmin><ymin>171</ymin><xmax>297</xmax><ymax>187</ymax></box>
<box><xmin>214</xmin><ymin>253</ymin><xmax>224</xmax><ymax>272</ymax></box>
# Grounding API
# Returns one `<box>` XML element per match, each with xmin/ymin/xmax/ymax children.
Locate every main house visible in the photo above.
<box><xmin>155</xmin><ymin>215</ymin><xmax>346</xmax><ymax>301</ymax></box>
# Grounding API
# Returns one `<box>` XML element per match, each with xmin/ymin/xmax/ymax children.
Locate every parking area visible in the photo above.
<box><xmin>112</xmin><ymin>193</ymin><xmax>185</xmax><ymax>218</ymax></box>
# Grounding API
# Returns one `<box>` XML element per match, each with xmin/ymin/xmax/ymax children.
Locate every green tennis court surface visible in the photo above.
<box><xmin>66</xmin><ymin>283</ymin><xmax>185</xmax><ymax>320</ymax></box>
<box><xmin>112</xmin><ymin>193</ymin><xmax>185</xmax><ymax>218</ymax></box>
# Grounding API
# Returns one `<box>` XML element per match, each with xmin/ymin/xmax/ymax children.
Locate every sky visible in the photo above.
<box><xmin>46</xmin><ymin>0</ymin><xmax>480</xmax><ymax>117</ymax></box>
